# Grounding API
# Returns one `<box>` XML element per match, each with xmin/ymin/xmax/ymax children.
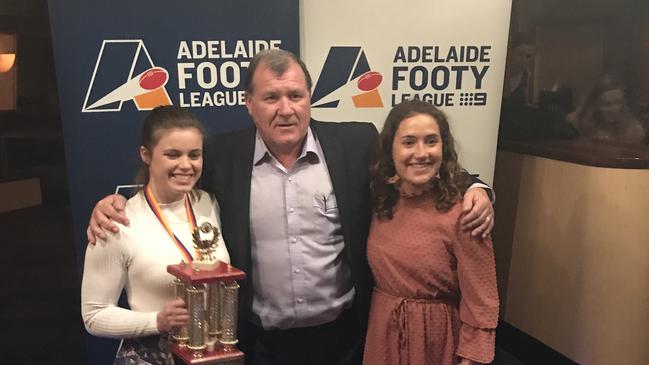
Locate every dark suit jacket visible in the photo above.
<box><xmin>202</xmin><ymin>119</ymin><xmax>379</xmax><ymax>332</ymax></box>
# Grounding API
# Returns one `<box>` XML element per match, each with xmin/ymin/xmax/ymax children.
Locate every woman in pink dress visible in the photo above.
<box><xmin>363</xmin><ymin>100</ymin><xmax>499</xmax><ymax>365</ymax></box>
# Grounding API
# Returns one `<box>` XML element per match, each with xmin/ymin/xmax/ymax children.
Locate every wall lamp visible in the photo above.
<box><xmin>0</xmin><ymin>33</ymin><xmax>16</xmax><ymax>73</ymax></box>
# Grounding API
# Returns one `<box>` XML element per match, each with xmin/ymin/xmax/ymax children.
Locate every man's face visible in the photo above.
<box><xmin>245</xmin><ymin>61</ymin><xmax>311</xmax><ymax>155</ymax></box>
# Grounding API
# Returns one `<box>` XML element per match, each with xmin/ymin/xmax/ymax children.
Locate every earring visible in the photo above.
<box><xmin>386</xmin><ymin>174</ymin><xmax>400</xmax><ymax>185</ymax></box>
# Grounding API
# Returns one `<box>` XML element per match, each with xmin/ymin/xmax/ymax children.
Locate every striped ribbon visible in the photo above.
<box><xmin>144</xmin><ymin>185</ymin><xmax>197</xmax><ymax>263</ymax></box>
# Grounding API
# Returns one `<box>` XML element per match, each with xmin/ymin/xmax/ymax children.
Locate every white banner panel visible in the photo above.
<box><xmin>301</xmin><ymin>0</ymin><xmax>512</xmax><ymax>184</ymax></box>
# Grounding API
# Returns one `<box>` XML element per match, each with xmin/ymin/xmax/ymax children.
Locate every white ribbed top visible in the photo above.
<box><xmin>81</xmin><ymin>190</ymin><xmax>230</xmax><ymax>338</ymax></box>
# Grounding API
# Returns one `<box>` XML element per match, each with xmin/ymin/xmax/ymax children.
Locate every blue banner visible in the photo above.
<box><xmin>47</xmin><ymin>1</ymin><xmax>298</xmax><ymax>363</ymax></box>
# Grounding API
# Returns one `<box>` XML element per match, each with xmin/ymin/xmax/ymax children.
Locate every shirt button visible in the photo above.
<box><xmin>297</xmin><ymin>298</ymin><xmax>304</xmax><ymax>303</ymax></box>
<box><xmin>291</xmin><ymin>238</ymin><xmax>297</xmax><ymax>243</ymax></box>
<box><xmin>288</xmin><ymin>177</ymin><xmax>293</xmax><ymax>182</ymax></box>
<box><xmin>289</xmin><ymin>208</ymin><xmax>294</xmax><ymax>213</ymax></box>
<box><xmin>294</xmin><ymin>268</ymin><xmax>300</xmax><ymax>274</ymax></box>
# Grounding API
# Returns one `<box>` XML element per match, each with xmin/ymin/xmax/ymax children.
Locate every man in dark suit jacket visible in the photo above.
<box><xmin>202</xmin><ymin>120</ymin><xmax>378</xmax><ymax>365</ymax></box>
<box><xmin>88</xmin><ymin>49</ymin><xmax>494</xmax><ymax>365</ymax></box>
<box><xmin>199</xmin><ymin>50</ymin><xmax>385</xmax><ymax>364</ymax></box>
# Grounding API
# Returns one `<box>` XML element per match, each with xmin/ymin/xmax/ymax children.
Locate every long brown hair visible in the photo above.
<box><xmin>370</xmin><ymin>100</ymin><xmax>470</xmax><ymax>218</ymax></box>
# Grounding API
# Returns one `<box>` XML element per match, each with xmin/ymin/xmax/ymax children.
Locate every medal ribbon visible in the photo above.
<box><xmin>144</xmin><ymin>185</ymin><xmax>197</xmax><ymax>263</ymax></box>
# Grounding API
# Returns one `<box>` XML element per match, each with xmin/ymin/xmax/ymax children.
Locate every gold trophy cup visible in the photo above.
<box><xmin>167</xmin><ymin>223</ymin><xmax>245</xmax><ymax>364</ymax></box>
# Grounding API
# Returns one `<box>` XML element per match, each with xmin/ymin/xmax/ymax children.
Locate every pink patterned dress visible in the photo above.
<box><xmin>363</xmin><ymin>194</ymin><xmax>499</xmax><ymax>365</ymax></box>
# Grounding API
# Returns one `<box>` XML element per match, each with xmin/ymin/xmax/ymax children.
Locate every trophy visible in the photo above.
<box><xmin>167</xmin><ymin>222</ymin><xmax>246</xmax><ymax>365</ymax></box>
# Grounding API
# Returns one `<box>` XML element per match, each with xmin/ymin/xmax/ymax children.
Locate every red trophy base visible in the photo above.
<box><xmin>167</xmin><ymin>261</ymin><xmax>246</xmax><ymax>284</ymax></box>
<box><xmin>171</xmin><ymin>343</ymin><xmax>244</xmax><ymax>365</ymax></box>
<box><xmin>167</xmin><ymin>261</ymin><xmax>246</xmax><ymax>364</ymax></box>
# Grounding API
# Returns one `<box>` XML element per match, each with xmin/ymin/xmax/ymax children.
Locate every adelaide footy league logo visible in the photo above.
<box><xmin>82</xmin><ymin>40</ymin><xmax>172</xmax><ymax>113</ymax></box>
<box><xmin>311</xmin><ymin>46</ymin><xmax>384</xmax><ymax>109</ymax></box>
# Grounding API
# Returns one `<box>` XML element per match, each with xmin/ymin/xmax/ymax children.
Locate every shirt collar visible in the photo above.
<box><xmin>253</xmin><ymin>127</ymin><xmax>321</xmax><ymax>166</ymax></box>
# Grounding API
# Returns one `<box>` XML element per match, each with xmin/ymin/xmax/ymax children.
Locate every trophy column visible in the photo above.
<box><xmin>171</xmin><ymin>279</ymin><xmax>190</xmax><ymax>344</ymax></box>
<box><xmin>167</xmin><ymin>262</ymin><xmax>245</xmax><ymax>365</ymax></box>
<box><xmin>207</xmin><ymin>283</ymin><xmax>222</xmax><ymax>340</ymax></box>
<box><xmin>219</xmin><ymin>281</ymin><xmax>239</xmax><ymax>351</ymax></box>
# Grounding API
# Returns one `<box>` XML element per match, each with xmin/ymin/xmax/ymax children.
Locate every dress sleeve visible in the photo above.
<box><xmin>80</xmin><ymin>230</ymin><xmax>159</xmax><ymax>338</ymax></box>
<box><xmin>453</xmin><ymin>224</ymin><xmax>499</xmax><ymax>363</ymax></box>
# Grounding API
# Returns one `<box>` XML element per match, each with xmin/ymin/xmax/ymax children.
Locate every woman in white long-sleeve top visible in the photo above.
<box><xmin>81</xmin><ymin>106</ymin><xmax>230</xmax><ymax>365</ymax></box>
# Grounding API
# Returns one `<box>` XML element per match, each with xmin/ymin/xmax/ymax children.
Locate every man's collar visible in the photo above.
<box><xmin>253</xmin><ymin>127</ymin><xmax>320</xmax><ymax>166</ymax></box>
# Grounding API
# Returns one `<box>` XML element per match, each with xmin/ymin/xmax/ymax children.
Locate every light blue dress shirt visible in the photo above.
<box><xmin>249</xmin><ymin>128</ymin><xmax>354</xmax><ymax>330</ymax></box>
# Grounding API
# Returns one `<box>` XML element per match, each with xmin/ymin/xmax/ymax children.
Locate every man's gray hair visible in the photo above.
<box><xmin>243</xmin><ymin>49</ymin><xmax>313</xmax><ymax>95</ymax></box>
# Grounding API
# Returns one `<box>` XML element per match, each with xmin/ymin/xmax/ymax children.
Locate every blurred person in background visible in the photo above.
<box><xmin>570</xmin><ymin>75</ymin><xmax>646</xmax><ymax>144</ymax></box>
